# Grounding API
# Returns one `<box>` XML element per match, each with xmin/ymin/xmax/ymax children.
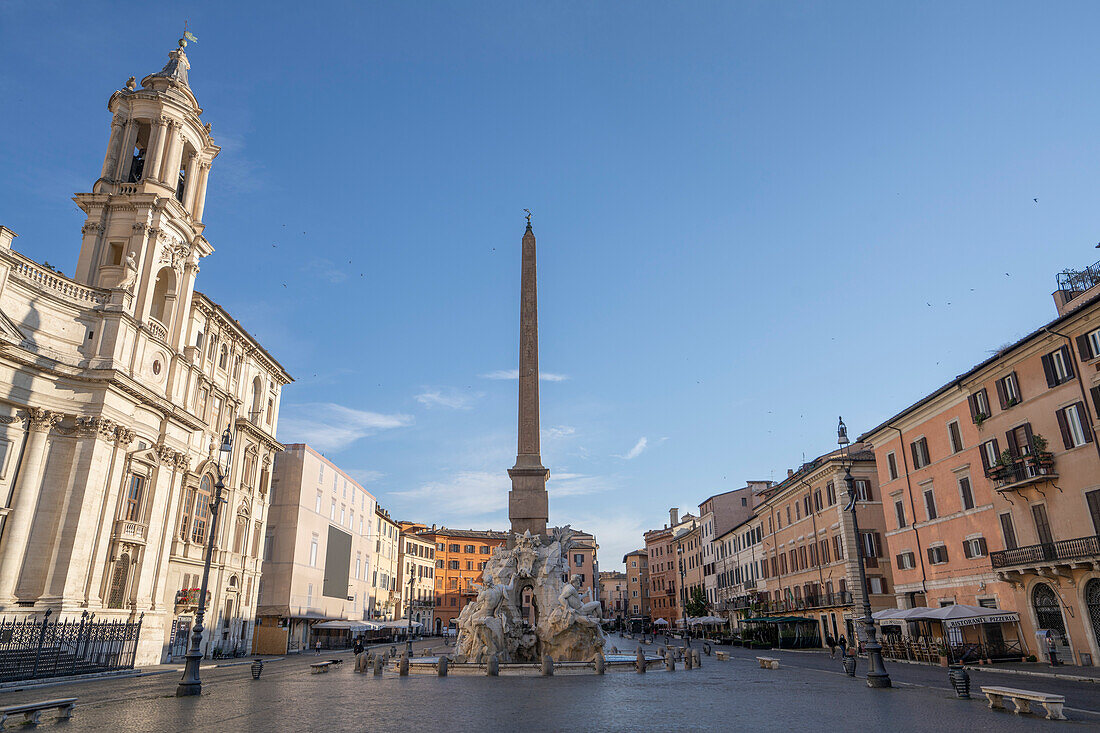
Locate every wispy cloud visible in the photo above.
<box><xmin>616</xmin><ymin>437</ymin><xmax>648</xmax><ymax>460</ymax></box>
<box><xmin>304</xmin><ymin>259</ymin><xmax>348</xmax><ymax>284</ymax></box>
<box><xmin>414</xmin><ymin>388</ymin><xmax>480</xmax><ymax>410</ymax></box>
<box><xmin>346</xmin><ymin>469</ymin><xmax>384</xmax><ymax>486</ymax></box>
<box><xmin>277</xmin><ymin>402</ymin><xmax>412</xmax><ymax>453</ymax></box>
<box><xmin>552</xmin><ymin>472</ymin><xmax>615</xmax><ymax>497</ymax></box>
<box><xmin>557</xmin><ymin>511</ymin><xmax>649</xmax><ymax>567</ymax></box>
<box><xmin>392</xmin><ymin>471</ymin><xmax>510</xmax><ymax>517</ymax></box>
<box><xmin>480</xmin><ymin>369</ymin><xmax>568</xmax><ymax>382</ymax></box>
<box><xmin>542</xmin><ymin>425</ymin><xmax>576</xmax><ymax>440</ymax></box>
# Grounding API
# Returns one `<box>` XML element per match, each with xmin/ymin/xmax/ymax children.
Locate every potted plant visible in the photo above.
<box><xmin>974</xmin><ymin>412</ymin><xmax>987</xmax><ymax>428</ymax></box>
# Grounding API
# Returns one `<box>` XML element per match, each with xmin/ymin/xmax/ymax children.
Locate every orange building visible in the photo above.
<box><xmin>862</xmin><ymin>258</ymin><xmax>1100</xmax><ymax>665</ymax></box>
<box><xmin>567</xmin><ymin>530</ymin><xmax>599</xmax><ymax>604</ymax></box>
<box><xmin>623</xmin><ymin>548</ymin><xmax>650</xmax><ymax>629</ymax></box>
<box><xmin>413</xmin><ymin>527</ymin><xmax>507</xmax><ymax>634</ymax></box>
<box><xmin>756</xmin><ymin>446</ymin><xmax>895</xmax><ymax>646</ymax></box>
<box><xmin>644</xmin><ymin>508</ymin><xmax>697</xmax><ymax>628</ymax></box>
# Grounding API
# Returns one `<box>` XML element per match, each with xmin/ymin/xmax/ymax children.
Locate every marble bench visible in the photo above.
<box><xmin>0</xmin><ymin>698</ymin><xmax>76</xmax><ymax>729</ymax></box>
<box><xmin>756</xmin><ymin>656</ymin><xmax>779</xmax><ymax>670</ymax></box>
<box><xmin>310</xmin><ymin>661</ymin><xmax>334</xmax><ymax>674</ymax></box>
<box><xmin>716</xmin><ymin>651</ymin><xmax>729</xmax><ymax>661</ymax></box>
<box><xmin>980</xmin><ymin>686</ymin><xmax>1066</xmax><ymax>720</ymax></box>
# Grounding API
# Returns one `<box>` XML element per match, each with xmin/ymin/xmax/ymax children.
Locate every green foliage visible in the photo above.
<box><xmin>685</xmin><ymin>586</ymin><xmax>707</xmax><ymax>618</ymax></box>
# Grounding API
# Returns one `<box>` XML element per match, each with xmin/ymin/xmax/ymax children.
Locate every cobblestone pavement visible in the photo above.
<box><xmin>2</xmin><ymin>635</ymin><xmax>1099</xmax><ymax>732</ymax></box>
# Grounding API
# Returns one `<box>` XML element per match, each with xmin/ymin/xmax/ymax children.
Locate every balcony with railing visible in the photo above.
<box><xmin>1056</xmin><ymin>259</ymin><xmax>1100</xmax><ymax>301</ymax></box>
<box><xmin>991</xmin><ymin>535</ymin><xmax>1100</xmax><ymax>570</ymax></box>
<box><xmin>987</xmin><ymin>453</ymin><xmax>1057</xmax><ymax>492</ymax></box>
<box><xmin>764</xmin><ymin>591</ymin><xmax>853</xmax><ymax>614</ymax></box>
<box><xmin>113</xmin><ymin>519</ymin><xmax>148</xmax><ymax>545</ymax></box>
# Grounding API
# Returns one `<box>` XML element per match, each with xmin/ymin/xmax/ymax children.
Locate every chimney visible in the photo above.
<box><xmin>669</xmin><ymin>507</ymin><xmax>679</xmax><ymax>526</ymax></box>
<box><xmin>0</xmin><ymin>227</ymin><xmax>17</xmax><ymax>251</ymax></box>
<box><xmin>787</xmin><ymin>469</ymin><xmax>794</xmax><ymax>477</ymax></box>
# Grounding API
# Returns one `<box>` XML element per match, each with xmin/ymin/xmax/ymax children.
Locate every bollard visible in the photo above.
<box><xmin>399</xmin><ymin>653</ymin><xmax>409</xmax><ymax>676</ymax></box>
<box><xmin>659</xmin><ymin>646</ymin><xmax>666</xmax><ymax>658</ymax></box>
<box><xmin>665</xmin><ymin>654</ymin><xmax>675</xmax><ymax>672</ymax></box>
<box><xmin>251</xmin><ymin>659</ymin><xmax>264</xmax><ymax>680</ymax></box>
<box><xmin>487</xmin><ymin>653</ymin><xmax>499</xmax><ymax>676</ymax></box>
<box><xmin>542</xmin><ymin>655</ymin><xmax>554</xmax><ymax>676</ymax></box>
<box><xmin>438</xmin><ymin>656</ymin><xmax>449</xmax><ymax>677</ymax></box>
<box><xmin>373</xmin><ymin>655</ymin><xmax>383</xmax><ymax>676</ymax></box>
<box><xmin>685</xmin><ymin>650</ymin><xmax>694</xmax><ymax>670</ymax></box>
<box><xmin>595</xmin><ymin>652</ymin><xmax>605</xmax><ymax>675</ymax></box>
<box><xmin>693</xmin><ymin>649</ymin><xmax>701</xmax><ymax>668</ymax></box>
<box><xmin>636</xmin><ymin>647</ymin><xmax>647</xmax><ymax>674</ymax></box>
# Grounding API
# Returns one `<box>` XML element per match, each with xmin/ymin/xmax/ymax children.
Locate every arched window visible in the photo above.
<box><xmin>218</xmin><ymin>344</ymin><xmax>228</xmax><ymax>371</ymax></box>
<box><xmin>179</xmin><ymin>485</ymin><xmax>195</xmax><ymax>540</ymax></box>
<box><xmin>191</xmin><ymin>475</ymin><xmax>213</xmax><ymax>544</ymax></box>
<box><xmin>233</xmin><ymin>355</ymin><xmax>242</xmax><ymax>380</ymax></box>
<box><xmin>107</xmin><ymin>553</ymin><xmax>131</xmax><ymax>609</ymax></box>
<box><xmin>250</xmin><ymin>377</ymin><xmax>263</xmax><ymax>424</ymax></box>
<box><xmin>208</xmin><ymin>335</ymin><xmax>218</xmax><ymax>361</ymax></box>
<box><xmin>233</xmin><ymin>515</ymin><xmax>249</xmax><ymax>555</ymax></box>
<box><xmin>150</xmin><ymin>267</ymin><xmax>176</xmax><ymax>324</ymax></box>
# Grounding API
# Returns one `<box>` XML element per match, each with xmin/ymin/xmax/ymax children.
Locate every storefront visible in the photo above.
<box><xmin>874</xmin><ymin>605</ymin><xmax>1027</xmax><ymax>663</ymax></box>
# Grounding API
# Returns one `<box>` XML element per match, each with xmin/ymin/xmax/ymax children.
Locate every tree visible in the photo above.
<box><xmin>685</xmin><ymin>587</ymin><xmax>707</xmax><ymax>618</ymax></box>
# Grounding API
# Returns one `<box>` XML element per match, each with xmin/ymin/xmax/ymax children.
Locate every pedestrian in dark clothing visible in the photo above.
<box><xmin>826</xmin><ymin>635</ymin><xmax>837</xmax><ymax>658</ymax></box>
<box><xmin>353</xmin><ymin>638</ymin><xmax>364</xmax><ymax>656</ymax></box>
<box><xmin>838</xmin><ymin>635</ymin><xmax>848</xmax><ymax>658</ymax></box>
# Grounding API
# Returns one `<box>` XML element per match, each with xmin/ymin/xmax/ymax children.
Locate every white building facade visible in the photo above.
<box><xmin>0</xmin><ymin>38</ymin><xmax>291</xmax><ymax>665</ymax></box>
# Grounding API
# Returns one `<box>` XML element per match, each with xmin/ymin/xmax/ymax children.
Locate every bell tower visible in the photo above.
<box><xmin>73</xmin><ymin>35</ymin><xmax>219</xmax><ymax>351</ymax></box>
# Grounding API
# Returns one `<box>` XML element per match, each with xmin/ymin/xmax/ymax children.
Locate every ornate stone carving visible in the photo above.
<box><xmin>81</xmin><ymin>222</ymin><xmax>105</xmax><ymax>236</ymax></box>
<box><xmin>455</xmin><ymin>527</ymin><xmax>605</xmax><ymax>664</ymax></box>
<box><xmin>115</xmin><ymin>426</ymin><xmax>136</xmax><ymax>447</ymax></box>
<box><xmin>159</xmin><ymin>239</ymin><xmax>191</xmax><ymax>274</ymax></box>
<box><xmin>117</xmin><ymin>252</ymin><xmax>138</xmax><ymax>292</ymax></box>
<box><xmin>75</xmin><ymin>416</ymin><xmax>116</xmax><ymax>440</ymax></box>
<box><xmin>174</xmin><ymin>452</ymin><xmax>191</xmax><ymax>472</ymax></box>
<box><xmin>24</xmin><ymin>408</ymin><xmax>63</xmax><ymax>433</ymax></box>
<box><xmin>155</xmin><ymin>443</ymin><xmax>176</xmax><ymax>465</ymax></box>
<box><xmin>125</xmin><ymin>76</ymin><xmax>136</xmax><ymax>92</ymax></box>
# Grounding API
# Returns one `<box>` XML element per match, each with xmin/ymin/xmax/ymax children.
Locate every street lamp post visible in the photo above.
<box><xmin>177</xmin><ymin>426</ymin><xmax>234</xmax><ymax>697</ymax></box>
<box><xmin>406</xmin><ymin>566</ymin><xmax>415</xmax><ymax>657</ymax></box>
<box><xmin>838</xmin><ymin>416</ymin><xmax>891</xmax><ymax>688</ymax></box>
<box><xmin>677</xmin><ymin>543</ymin><xmax>689</xmax><ymax>646</ymax></box>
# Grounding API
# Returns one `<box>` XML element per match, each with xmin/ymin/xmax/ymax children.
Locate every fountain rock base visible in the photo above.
<box><xmin>454</xmin><ymin>526</ymin><xmax>605</xmax><ymax>664</ymax></box>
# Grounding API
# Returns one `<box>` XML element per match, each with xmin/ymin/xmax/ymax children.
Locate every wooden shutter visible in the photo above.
<box><xmin>1056</xmin><ymin>407</ymin><xmax>1073</xmax><ymax>449</ymax></box>
<box><xmin>996</xmin><ymin>378</ymin><xmax>1008</xmax><ymax>409</ymax></box>
<box><xmin>1062</xmin><ymin>346</ymin><xmax>1076</xmax><ymax>379</ymax></box>
<box><xmin>1091</xmin><ymin>385</ymin><xmax>1100</xmax><ymax>416</ymax></box>
<box><xmin>962</xmin><ymin>541</ymin><xmax>972</xmax><ymax>559</ymax></box>
<box><xmin>1076</xmin><ymin>401</ymin><xmax>1094</xmax><ymax>442</ymax></box>
<box><xmin>979</xmin><ymin>441</ymin><xmax>992</xmax><ymax>471</ymax></box>
<box><xmin>1005</xmin><ymin>430</ymin><xmax>1018</xmax><ymax>458</ymax></box>
<box><xmin>1042</xmin><ymin>353</ymin><xmax>1057</xmax><ymax>388</ymax></box>
<box><xmin>896</xmin><ymin>553</ymin><xmax>905</xmax><ymax>568</ymax></box>
<box><xmin>911</xmin><ymin>441</ymin><xmax>920</xmax><ymax>467</ymax></box>
<box><xmin>977</xmin><ymin>537</ymin><xmax>988</xmax><ymax>556</ymax></box>
<box><xmin>1078</xmin><ymin>334</ymin><xmax>1094</xmax><ymax>360</ymax></box>
<box><xmin>920</xmin><ymin>437</ymin><xmax>930</xmax><ymax>466</ymax></box>
<box><xmin>1010</xmin><ymin>371</ymin><xmax>1021</xmax><ymax>402</ymax></box>
<box><xmin>872</xmin><ymin>532</ymin><xmax>882</xmax><ymax>557</ymax></box>
<box><xmin>1022</xmin><ymin>422</ymin><xmax>1035</xmax><ymax>453</ymax></box>
<box><xmin>926</xmin><ymin>547</ymin><xmax>936</xmax><ymax>564</ymax></box>
<box><xmin>968</xmin><ymin>393</ymin><xmax>979</xmax><ymax>421</ymax></box>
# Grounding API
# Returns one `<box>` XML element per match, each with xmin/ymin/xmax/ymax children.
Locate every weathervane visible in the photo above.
<box><xmin>524</xmin><ymin>209</ymin><xmax>532</xmax><ymax>224</ymax></box>
<box><xmin>180</xmin><ymin>21</ymin><xmax>198</xmax><ymax>47</ymax></box>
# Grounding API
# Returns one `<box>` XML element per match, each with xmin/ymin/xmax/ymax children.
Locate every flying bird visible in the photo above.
<box><xmin>1033</xmin><ymin>198</ymin><xmax>1038</xmax><ymax>203</ymax></box>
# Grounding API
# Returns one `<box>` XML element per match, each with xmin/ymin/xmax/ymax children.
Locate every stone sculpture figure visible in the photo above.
<box><xmin>118</xmin><ymin>252</ymin><xmax>138</xmax><ymax>292</ymax></box>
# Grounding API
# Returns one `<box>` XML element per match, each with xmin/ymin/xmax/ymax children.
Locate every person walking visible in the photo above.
<box><xmin>826</xmin><ymin>634</ymin><xmax>837</xmax><ymax>659</ymax></box>
<box><xmin>1046</xmin><ymin>632</ymin><xmax>1061</xmax><ymax>667</ymax></box>
<box><xmin>838</xmin><ymin>635</ymin><xmax>848</xmax><ymax>659</ymax></box>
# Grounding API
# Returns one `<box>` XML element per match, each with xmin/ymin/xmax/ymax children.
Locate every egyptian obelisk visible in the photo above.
<box><xmin>508</xmin><ymin>216</ymin><xmax>550</xmax><ymax>536</ymax></box>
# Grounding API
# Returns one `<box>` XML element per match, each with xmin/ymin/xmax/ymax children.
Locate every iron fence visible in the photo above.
<box><xmin>0</xmin><ymin>609</ymin><xmax>142</xmax><ymax>683</ymax></box>
<box><xmin>991</xmin><ymin>535</ymin><xmax>1100</xmax><ymax>569</ymax></box>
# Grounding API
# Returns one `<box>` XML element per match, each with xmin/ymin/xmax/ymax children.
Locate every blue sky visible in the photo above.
<box><xmin>3</xmin><ymin>2</ymin><xmax>1100</xmax><ymax>566</ymax></box>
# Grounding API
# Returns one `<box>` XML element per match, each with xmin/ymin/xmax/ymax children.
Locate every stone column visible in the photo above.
<box><xmin>159</xmin><ymin>124</ymin><xmax>182</xmax><ymax>185</ymax></box>
<box><xmin>182</xmin><ymin>153</ymin><xmax>200</xmax><ymax>213</ymax></box>
<box><xmin>192</xmin><ymin>162</ymin><xmax>211</xmax><ymax>222</ymax></box>
<box><xmin>85</xmin><ymin>427</ymin><xmax>134</xmax><ymax>608</ymax></box>
<box><xmin>143</xmin><ymin>117</ymin><xmax>167</xmax><ymax>184</ymax></box>
<box><xmin>0</xmin><ymin>409</ymin><xmax>63</xmax><ymax>604</ymax></box>
<box><xmin>100</xmin><ymin>114</ymin><xmax>125</xmax><ymax>180</ymax></box>
<box><xmin>114</xmin><ymin>119</ymin><xmax>138</xmax><ymax>181</ymax></box>
<box><xmin>54</xmin><ymin>418</ymin><xmax>122</xmax><ymax>607</ymax></box>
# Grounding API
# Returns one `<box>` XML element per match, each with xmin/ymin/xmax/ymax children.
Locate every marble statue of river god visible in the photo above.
<box><xmin>454</xmin><ymin>526</ymin><xmax>605</xmax><ymax>663</ymax></box>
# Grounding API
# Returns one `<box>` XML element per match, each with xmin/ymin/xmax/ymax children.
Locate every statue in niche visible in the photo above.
<box><xmin>118</xmin><ymin>252</ymin><xmax>138</xmax><ymax>292</ymax></box>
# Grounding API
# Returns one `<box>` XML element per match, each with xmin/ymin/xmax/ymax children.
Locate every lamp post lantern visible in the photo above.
<box><xmin>677</xmin><ymin>543</ymin><xmax>689</xmax><ymax>646</ymax></box>
<box><xmin>838</xmin><ymin>416</ymin><xmax>891</xmax><ymax>688</ymax></box>
<box><xmin>177</xmin><ymin>425</ymin><xmax>234</xmax><ymax>696</ymax></box>
<box><xmin>406</xmin><ymin>565</ymin><xmax>415</xmax><ymax>657</ymax></box>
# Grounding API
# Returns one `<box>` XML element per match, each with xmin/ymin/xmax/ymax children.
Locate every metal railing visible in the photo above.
<box><xmin>0</xmin><ymin>610</ymin><xmax>142</xmax><ymax>683</ymax></box>
<box><xmin>763</xmin><ymin>591</ymin><xmax>853</xmax><ymax>614</ymax></box>
<box><xmin>1057</xmin><ymin>259</ymin><xmax>1100</xmax><ymax>299</ymax></box>
<box><xmin>991</xmin><ymin>535</ymin><xmax>1100</xmax><ymax>569</ymax></box>
<box><xmin>987</xmin><ymin>455</ymin><xmax>1056</xmax><ymax>490</ymax></box>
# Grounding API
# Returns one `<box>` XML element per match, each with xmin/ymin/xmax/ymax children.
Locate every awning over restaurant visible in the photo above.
<box><xmin>311</xmin><ymin>620</ymin><xmax>383</xmax><ymax>631</ymax></box>
<box><xmin>872</xmin><ymin>604</ymin><xmax>1019</xmax><ymax>627</ymax></box>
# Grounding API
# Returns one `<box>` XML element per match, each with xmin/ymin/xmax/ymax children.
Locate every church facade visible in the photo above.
<box><xmin>0</xmin><ymin>38</ymin><xmax>291</xmax><ymax>665</ymax></box>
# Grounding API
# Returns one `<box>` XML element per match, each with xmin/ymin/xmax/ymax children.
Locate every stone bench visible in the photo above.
<box><xmin>980</xmin><ymin>686</ymin><xmax>1066</xmax><ymax>721</ymax></box>
<box><xmin>715</xmin><ymin>651</ymin><xmax>729</xmax><ymax>661</ymax></box>
<box><xmin>310</xmin><ymin>661</ymin><xmax>334</xmax><ymax>674</ymax></box>
<box><xmin>0</xmin><ymin>698</ymin><xmax>77</xmax><ymax>729</ymax></box>
<box><xmin>756</xmin><ymin>656</ymin><xmax>779</xmax><ymax>670</ymax></box>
